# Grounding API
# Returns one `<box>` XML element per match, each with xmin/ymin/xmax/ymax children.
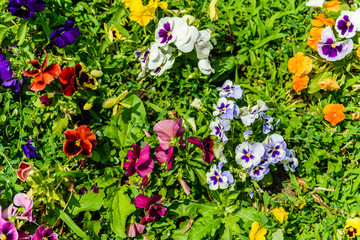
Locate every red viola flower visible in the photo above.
<box><xmin>16</xmin><ymin>162</ymin><xmax>33</xmax><ymax>181</ymax></box>
<box><xmin>186</xmin><ymin>135</ymin><xmax>214</xmax><ymax>163</ymax></box>
<box><xmin>63</xmin><ymin>125</ymin><xmax>97</xmax><ymax>157</ymax></box>
<box><xmin>59</xmin><ymin>64</ymin><xmax>90</xmax><ymax>96</ymax></box>
<box><xmin>23</xmin><ymin>54</ymin><xmax>61</xmax><ymax>91</ymax></box>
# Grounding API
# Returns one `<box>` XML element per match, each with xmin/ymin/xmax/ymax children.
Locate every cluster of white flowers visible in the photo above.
<box><xmin>135</xmin><ymin>17</ymin><xmax>215</xmax><ymax>79</ymax></box>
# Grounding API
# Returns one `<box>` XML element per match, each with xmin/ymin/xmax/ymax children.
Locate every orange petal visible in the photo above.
<box><xmin>29</xmin><ymin>80</ymin><xmax>46</xmax><ymax>91</ymax></box>
<box><xmin>325</xmin><ymin>0</ymin><xmax>340</xmax><ymax>12</ymax></box>
<box><xmin>292</xmin><ymin>75</ymin><xmax>309</xmax><ymax>93</ymax></box>
<box><xmin>45</xmin><ymin>63</ymin><xmax>61</xmax><ymax>78</ymax></box>
<box><xmin>357</xmin><ymin>48</ymin><xmax>360</xmax><ymax>59</ymax></box>
<box><xmin>323</xmin><ymin>104</ymin><xmax>345</xmax><ymax>114</ymax></box>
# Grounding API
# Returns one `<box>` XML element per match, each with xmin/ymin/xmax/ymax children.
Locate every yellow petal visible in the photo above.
<box><xmin>157</xmin><ymin>1</ymin><xmax>168</xmax><ymax>9</ymax></box>
<box><xmin>209</xmin><ymin>0</ymin><xmax>219</xmax><ymax>21</ymax></box>
<box><xmin>83</xmin><ymin>78</ymin><xmax>98</xmax><ymax>90</ymax></box>
<box><xmin>103</xmin><ymin>97</ymin><xmax>118</xmax><ymax>108</ymax></box>
<box><xmin>318</xmin><ymin>78</ymin><xmax>340</xmax><ymax>91</ymax></box>
<box><xmin>119</xmin><ymin>102</ymin><xmax>132</xmax><ymax>109</ymax></box>
<box><xmin>115</xmin><ymin>90</ymin><xmax>129</xmax><ymax>103</ymax></box>
<box><xmin>90</xmin><ymin>70</ymin><xmax>103</xmax><ymax>77</ymax></box>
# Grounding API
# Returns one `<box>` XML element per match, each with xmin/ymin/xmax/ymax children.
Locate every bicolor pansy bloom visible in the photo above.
<box><xmin>283</xmin><ymin>149</ymin><xmax>299</xmax><ymax>172</ymax></box>
<box><xmin>239</xmin><ymin>100</ymin><xmax>269</xmax><ymax>126</ymax></box>
<box><xmin>209</xmin><ymin>117</ymin><xmax>231</xmax><ymax>144</ymax></box>
<box><xmin>317</xmin><ymin>26</ymin><xmax>353</xmax><ymax>61</ymax></box>
<box><xmin>344</xmin><ymin>218</ymin><xmax>360</xmax><ymax>239</ymax></box>
<box><xmin>248</xmin><ymin>163</ymin><xmax>269</xmax><ymax>181</ymax></box>
<box><xmin>235</xmin><ymin>141</ymin><xmax>265</xmax><ymax>169</ymax></box>
<box><xmin>335</xmin><ymin>11</ymin><xmax>357</xmax><ymax>38</ymax></box>
<box><xmin>206</xmin><ymin>162</ymin><xmax>234</xmax><ymax>190</ymax></box>
<box><xmin>0</xmin><ymin>218</ymin><xmax>18</xmax><ymax>240</ymax></box>
<box><xmin>216</xmin><ymin>80</ymin><xmax>243</xmax><ymax>99</ymax></box>
<box><xmin>263</xmin><ymin>134</ymin><xmax>287</xmax><ymax>164</ymax></box>
<box><xmin>213</xmin><ymin>97</ymin><xmax>239</xmax><ymax>119</ymax></box>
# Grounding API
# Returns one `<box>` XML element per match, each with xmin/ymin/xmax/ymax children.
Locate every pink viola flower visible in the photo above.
<box><xmin>186</xmin><ymin>135</ymin><xmax>214</xmax><ymax>163</ymax></box>
<box><xmin>16</xmin><ymin>162</ymin><xmax>33</xmax><ymax>181</ymax></box>
<box><xmin>126</xmin><ymin>223</ymin><xmax>146</xmax><ymax>238</ymax></box>
<box><xmin>31</xmin><ymin>225</ymin><xmax>58</xmax><ymax>240</ymax></box>
<box><xmin>134</xmin><ymin>194</ymin><xmax>167</xmax><ymax>223</ymax></box>
<box><xmin>153</xmin><ymin>119</ymin><xmax>185</xmax><ymax>150</ymax></box>
<box><xmin>124</xmin><ymin>144</ymin><xmax>154</xmax><ymax>178</ymax></box>
<box><xmin>2</xmin><ymin>193</ymin><xmax>35</xmax><ymax>222</ymax></box>
<box><xmin>155</xmin><ymin>146</ymin><xmax>174</xmax><ymax>171</ymax></box>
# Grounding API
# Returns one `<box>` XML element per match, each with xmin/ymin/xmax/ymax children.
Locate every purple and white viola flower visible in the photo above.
<box><xmin>206</xmin><ymin>162</ymin><xmax>234</xmax><ymax>190</ymax></box>
<box><xmin>198</xmin><ymin>57</ymin><xmax>215</xmax><ymax>75</ymax></box>
<box><xmin>239</xmin><ymin>100</ymin><xmax>269</xmax><ymax>126</ymax></box>
<box><xmin>317</xmin><ymin>26</ymin><xmax>353</xmax><ymax>62</ymax></box>
<box><xmin>0</xmin><ymin>218</ymin><xmax>18</xmax><ymax>240</ymax></box>
<box><xmin>213</xmin><ymin>97</ymin><xmax>239</xmax><ymax>119</ymax></box>
<box><xmin>263</xmin><ymin>134</ymin><xmax>287</xmax><ymax>164</ymax></box>
<box><xmin>248</xmin><ymin>163</ymin><xmax>269</xmax><ymax>181</ymax></box>
<box><xmin>216</xmin><ymin>80</ymin><xmax>243</xmax><ymax>99</ymax></box>
<box><xmin>235</xmin><ymin>141</ymin><xmax>265</xmax><ymax>169</ymax></box>
<box><xmin>335</xmin><ymin>11</ymin><xmax>357</xmax><ymax>38</ymax></box>
<box><xmin>283</xmin><ymin>149</ymin><xmax>299</xmax><ymax>172</ymax></box>
<box><xmin>352</xmin><ymin>9</ymin><xmax>360</xmax><ymax>31</ymax></box>
<box><xmin>150</xmin><ymin>47</ymin><xmax>176</xmax><ymax>77</ymax></box>
<box><xmin>260</xmin><ymin>113</ymin><xmax>274</xmax><ymax>134</ymax></box>
<box><xmin>209</xmin><ymin>117</ymin><xmax>230</xmax><ymax>144</ymax></box>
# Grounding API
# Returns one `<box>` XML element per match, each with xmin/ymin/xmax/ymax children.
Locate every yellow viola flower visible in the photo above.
<box><xmin>209</xmin><ymin>0</ymin><xmax>219</xmax><ymax>21</ymax></box>
<box><xmin>147</xmin><ymin>0</ymin><xmax>168</xmax><ymax>10</ymax></box>
<box><xmin>129</xmin><ymin>5</ymin><xmax>156</xmax><ymax>27</ymax></box>
<box><xmin>249</xmin><ymin>221</ymin><xmax>267</xmax><ymax>240</ymax></box>
<box><xmin>271</xmin><ymin>207</ymin><xmax>288</xmax><ymax>223</ymax></box>
<box><xmin>103</xmin><ymin>90</ymin><xmax>132</xmax><ymax>115</ymax></box>
<box><xmin>344</xmin><ymin>218</ymin><xmax>360</xmax><ymax>238</ymax></box>
<box><xmin>122</xmin><ymin>0</ymin><xmax>143</xmax><ymax>11</ymax></box>
<box><xmin>104</xmin><ymin>23</ymin><xmax>126</xmax><ymax>43</ymax></box>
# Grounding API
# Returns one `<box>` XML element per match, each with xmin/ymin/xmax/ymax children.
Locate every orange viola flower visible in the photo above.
<box><xmin>318</xmin><ymin>78</ymin><xmax>340</xmax><ymax>91</ymax></box>
<box><xmin>310</xmin><ymin>13</ymin><xmax>335</xmax><ymax>27</ymax></box>
<box><xmin>357</xmin><ymin>48</ymin><xmax>360</xmax><ymax>59</ymax></box>
<box><xmin>325</xmin><ymin>0</ymin><xmax>340</xmax><ymax>12</ymax></box>
<box><xmin>292</xmin><ymin>75</ymin><xmax>309</xmax><ymax>93</ymax></box>
<box><xmin>288</xmin><ymin>52</ymin><xmax>312</xmax><ymax>76</ymax></box>
<box><xmin>323</xmin><ymin>104</ymin><xmax>345</xmax><ymax>126</ymax></box>
<box><xmin>63</xmin><ymin>125</ymin><xmax>97</xmax><ymax>157</ymax></box>
<box><xmin>307</xmin><ymin>27</ymin><xmax>324</xmax><ymax>50</ymax></box>
<box><xmin>23</xmin><ymin>55</ymin><xmax>61</xmax><ymax>91</ymax></box>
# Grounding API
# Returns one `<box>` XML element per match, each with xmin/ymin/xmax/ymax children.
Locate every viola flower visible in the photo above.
<box><xmin>248</xmin><ymin>163</ymin><xmax>269</xmax><ymax>181</ymax></box>
<box><xmin>186</xmin><ymin>135</ymin><xmax>214</xmax><ymax>163</ymax></box>
<box><xmin>104</xmin><ymin>23</ymin><xmax>126</xmax><ymax>43</ymax></box>
<box><xmin>0</xmin><ymin>54</ymin><xmax>13</xmax><ymax>81</ymax></box>
<box><xmin>90</xmin><ymin>185</ymin><xmax>99</xmax><ymax>193</ymax></box>
<box><xmin>63</xmin><ymin>125</ymin><xmax>97</xmax><ymax>157</ymax></box>
<box><xmin>124</xmin><ymin>144</ymin><xmax>154</xmax><ymax>178</ymax></box>
<box><xmin>78</xmin><ymin>187</ymin><xmax>88</xmax><ymax>195</ymax></box>
<box><xmin>310</xmin><ymin>13</ymin><xmax>335</xmax><ymax>27</ymax></box>
<box><xmin>21</xmin><ymin>139</ymin><xmax>38</xmax><ymax>158</ymax></box>
<box><xmin>8</xmin><ymin>0</ymin><xmax>45</xmax><ymax>20</ymax></box>
<box><xmin>239</xmin><ymin>100</ymin><xmax>269</xmax><ymax>126</ymax></box>
<box><xmin>216</xmin><ymin>80</ymin><xmax>243</xmax><ymax>99</ymax></box>
<box><xmin>260</xmin><ymin>113</ymin><xmax>273</xmax><ymax>134</ymax></box>
<box><xmin>344</xmin><ymin>218</ymin><xmax>360</xmax><ymax>239</ymax></box>
<box><xmin>59</xmin><ymin>64</ymin><xmax>90</xmax><ymax>96</ymax></box>
<box><xmin>283</xmin><ymin>149</ymin><xmax>299</xmax><ymax>172</ymax></box>
<box><xmin>190</xmin><ymin>98</ymin><xmax>204</xmax><ymax>110</ymax></box>
<box><xmin>213</xmin><ymin>97</ymin><xmax>239</xmax><ymax>119</ymax></box>
<box><xmin>235</xmin><ymin>141</ymin><xmax>265</xmax><ymax>169</ymax></box>
<box><xmin>287</xmin><ymin>52</ymin><xmax>312</xmax><ymax>76</ymax></box>
<box><xmin>307</xmin><ymin>27</ymin><xmax>324</xmax><ymax>50</ymax></box>
<box><xmin>206</xmin><ymin>162</ymin><xmax>234</xmax><ymax>190</ymax></box>
<box><xmin>23</xmin><ymin>54</ymin><xmax>61</xmax><ymax>91</ymax></box>
<box><xmin>1</xmin><ymin>77</ymin><xmax>24</xmax><ymax>93</ymax></box>
<box><xmin>209</xmin><ymin>117</ymin><xmax>230</xmax><ymax>144</ymax></box>
<box><xmin>325</xmin><ymin>0</ymin><xmax>339</xmax><ymax>12</ymax></box>
<box><xmin>12</xmin><ymin>192</ymin><xmax>35</xmax><ymax>222</ymax></box>
<box><xmin>195</xmin><ymin>30</ymin><xmax>213</xmax><ymax>60</ymax></box>
<box><xmin>318</xmin><ymin>78</ymin><xmax>340</xmax><ymax>91</ymax></box>
<box><xmin>50</xmin><ymin>21</ymin><xmax>80</xmax><ymax>48</ymax></box>
<box><xmin>0</xmin><ymin>218</ymin><xmax>18</xmax><ymax>240</ymax></box>
<box><xmin>243</xmin><ymin>130</ymin><xmax>253</xmax><ymax>140</ymax></box>
<box><xmin>317</xmin><ymin>26</ymin><xmax>353</xmax><ymax>62</ymax></box>
<box><xmin>39</xmin><ymin>94</ymin><xmax>52</xmax><ymax>106</ymax></box>
<box><xmin>126</xmin><ymin>223</ymin><xmax>146</xmax><ymax>238</ymax></box>
<box><xmin>263</xmin><ymin>134</ymin><xmax>287</xmax><ymax>164</ymax></box>
<box><xmin>155</xmin><ymin>146</ymin><xmax>174</xmax><ymax>170</ymax></box>
<box><xmin>198</xmin><ymin>57</ymin><xmax>215</xmax><ymax>75</ymax></box>
<box><xmin>249</xmin><ymin>221</ymin><xmax>267</xmax><ymax>240</ymax></box>
<box><xmin>271</xmin><ymin>207</ymin><xmax>288</xmax><ymax>223</ymax></box>
<box><xmin>16</xmin><ymin>162</ymin><xmax>33</xmax><ymax>181</ymax></box>
<box><xmin>32</xmin><ymin>225</ymin><xmax>58</xmax><ymax>240</ymax></box>
<box><xmin>153</xmin><ymin>119</ymin><xmax>185</xmax><ymax>150</ymax></box>
<box><xmin>323</xmin><ymin>104</ymin><xmax>345</xmax><ymax>126</ymax></box>
<box><xmin>134</xmin><ymin>194</ymin><xmax>167</xmax><ymax>223</ymax></box>
<box><xmin>292</xmin><ymin>75</ymin><xmax>309</xmax><ymax>93</ymax></box>
<box><xmin>335</xmin><ymin>11</ymin><xmax>357</xmax><ymax>38</ymax></box>
<box><xmin>150</xmin><ymin>47</ymin><xmax>176</xmax><ymax>77</ymax></box>
<box><xmin>306</xmin><ymin>0</ymin><xmax>324</xmax><ymax>7</ymax></box>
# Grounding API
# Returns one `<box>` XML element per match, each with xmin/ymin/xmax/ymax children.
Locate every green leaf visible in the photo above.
<box><xmin>0</xmin><ymin>26</ymin><xmax>10</xmax><ymax>46</ymax></box>
<box><xmin>109</xmin><ymin>186</ymin><xmax>136</xmax><ymax>238</ymax></box>
<box><xmin>272</xmin><ymin>229</ymin><xmax>284</xmax><ymax>240</ymax></box>
<box><xmin>168</xmin><ymin>199</ymin><xmax>218</xmax><ymax>219</ymax></box>
<box><xmin>17</xmin><ymin>21</ymin><xmax>27</xmax><ymax>46</ymax></box>
<box><xmin>67</xmin><ymin>191</ymin><xmax>105</xmax><ymax>215</ymax></box>
<box><xmin>55</xmin><ymin>207</ymin><xmax>90</xmax><ymax>239</ymax></box>
<box><xmin>52</xmin><ymin>113</ymin><xmax>68</xmax><ymax>134</ymax></box>
<box><xmin>308</xmin><ymin>72</ymin><xmax>331</xmax><ymax>94</ymax></box>
<box><xmin>188</xmin><ymin>217</ymin><xmax>222</xmax><ymax>239</ymax></box>
<box><xmin>253</xmin><ymin>33</ymin><xmax>287</xmax><ymax>49</ymax></box>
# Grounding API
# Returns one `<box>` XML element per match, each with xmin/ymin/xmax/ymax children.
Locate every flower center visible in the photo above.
<box><xmin>246</xmin><ymin>154</ymin><xmax>250</xmax><ymax>158</ymax></box>
<box><xmin>1</xmin><ymin>235</ymin><xmax>7</xmax><ymax>240</ymax></box>
<box><xmin>75</xmin><ymin>140</ymin><xmax>81</xmax><ymax>147</ymax></box>
<box><xmin>331</xmin><ymin>44</ymin><xmax>336</xmax><ymax>48</ymax></box>
<box><xmin>215</xmin><ymin>176</ymin><xmax>219</xmax><ymax>180</ymax></box>
<box><xmin>167</xmin><ymin>32</ymin><xmax>171</xmax><ymax>37</ymax></box>
<box><xmin>255</xmin><ymin>167</ymin><xmax>259</xmax><ymax>171</ymax></box>
<box><xmin>221</xmin><ymin>107</ymin><xmax>226</xmax><ymax>111</ymax></box>
<box><xmin>346</xmin><ymin>22</ymin><xmax>351</xmax><ymax>27</ymax></box>
<box><xmin>21</xmin><ymin>6</ymin><xmax>27</xmax><ymax>10</ymax></box>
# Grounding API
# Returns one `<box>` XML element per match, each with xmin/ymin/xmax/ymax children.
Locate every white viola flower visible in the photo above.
<box><xmin>150</xmin><ymin>47</ymin><xmax>176</xmax><ymax>77</ymax></box>
<box><xmin>352</xmin><ymin>9</ymin><xmax>360</xmax><ymax>30</ymax></box>
<box><xmin>335</xmin><ymin>11</ymin><xmax>358</xmax><ymax>38</ymax></box>
<box><xmin>195</xmin><ymin>30</ymin><xmax>213</xmax><ymax>59</ymax></box>
<box><xmin>176</xmin><ymin>26</ymin><xmax>199</xmax><ymax>53</ymax></box>
<box><xmin>235</xmin><ymin>141</ymin><xmax>265</xmax><ymax>169</ymax></box>
<box><xmin>198</xmin><ymin>58</ymin><xmax>215</xmax><ymax>75</ymax></box>
<box><xmin>305</xmin><ymin>0</ymin><xmax>325</xmax><ymax>7</ymax></box>
<box><xmin>148</xmin><ymin>42</ymin><xmax>165</xmax><ymax>70</ymax></box>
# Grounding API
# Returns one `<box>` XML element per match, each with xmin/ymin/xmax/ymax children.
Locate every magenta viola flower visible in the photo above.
<box><xmin>0</xmin><ymin>218</ymin><xmax>18</xmax><ymax>240</ymax></box>
<box><xmin>155</xmin><ymin>146</ymin><xmax>174</xmax><ymax>171</ymax></box>
<box><xmin>186</xmin><ymin>135</ymin><xmax>214</xmax><ymax>163</ymax></box>
<box><xmin>8</xmin><ymin>0</ymin><xmax>45</xmax><ymax>20</ymax></box>
<box><xmin>153</xmin><ymin>119</ymin><xmax>185</xmax><ymax>150</ymax></box>
<box><xmin>124</xmin><ymin>144</ymin><xmax>154</xmax><ymax>178</ymax></box>
<box><xmin>39</xmin><ymin>94</ymin><xmax>52</xmax><ymax>106</ymax></box>
<box><xmin>50</xmin><ymin>21</ymin><xmax>80</xmax><ymax>48</ymax></box>
<box><xmin>31</xmin><ymin>225</ymin><xmax>58</xmax><ymax>240</ymax></box>
<box><xmin>126</xmin><ymin>223</ymin><xmax>146</xmax><ymax>238</ymax></box>
<box><xmin>134</xmin><ymin>194</ymin><xmax>167</xmax><ymax>223</ymax></box>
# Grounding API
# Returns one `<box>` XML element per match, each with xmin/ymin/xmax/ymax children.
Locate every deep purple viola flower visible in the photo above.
<box><xmin>90</xmin><ymin>185</ymin><xmax>99</xmax><ymax>193</ymax></box>
<box><xmin>0</xmin><ymin>218</ymin><xmax>19</xmax><ymax>240</ymax></box>
<box><xmin>50</xmin><ymin>21</ymin><xmax>80</xmax><ymax>48</ymax></box>
<box><xmin>158</xmin><ymin>22</ymin><xmax>173</xmax><ymax>44</ymax></box>
<box><xmin>39</xmin><ymin>94</ymin><xmax>52</xmax><ymax>106</ymax></box>
<box><xmin>134</xmin><ymin>194</ymin><xmax>167</xmax><ymax>224</ymax></box>
<box><xmin>186</xmin><ymin>135</ymin><xmax>214</xmax><ymax>163</ymax></box>
<box><xmin>335</xmin><ymin>11</ymin><xmax>357</xmax><ymax>38</ymax></box>
<box><xmin>31</xmin><ymin>225</ymin><xmax>58</xmax><ymax>240</ymax></box>
<box><xmin>0</xmin><ymin>54</ymin><xmax>13</xmax><ymax>81</ymax></box>
<box><xmin>248</xmin><ymin>163</ymin><xmax>269</xmax><ymax>181</ymax></box>
<box><xmin>8</xmin><ymin>0</ymin><xmax>45</xmax><ymax>20</ymax></box>
<box><xmin>123</xmin><ymin>144</ymin><xmax>154</xmax><ymax>178</ymax></box>
<box><xmin>78</xmin><ymin>187</ymin><xmax>88</xmax><ymax>195</ymax></box>
<box><xmin>1</xmin><ymin>77</ymin><xmax>24</xmax><ymax>93</ymax></box>
<box><xmin>317</xmin><ymin>26</ymin><xmax>353</xmax><ymax>62</ymax></box>
<box><xmin>216</xmin><ymin>80</ymin><xmax>243</xmax><ymax>99</ymax></box>
<box><xmin>21</xmin><ymin>139</ymin><xmax>38</xmax><ymax>158</ymax></box>
<box><xmin>155</xmin><ymin>146</ymin><xmax>174</xmax><ymax>171</ymax></box>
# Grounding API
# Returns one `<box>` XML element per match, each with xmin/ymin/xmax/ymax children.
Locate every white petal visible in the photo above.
<box><xmin>176</xmin><ymin>26</ymin><xmax>199</xmax><ymax>53</ymax></box>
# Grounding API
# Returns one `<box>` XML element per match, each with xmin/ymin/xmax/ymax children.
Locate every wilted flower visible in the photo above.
<box><xmin>126</xmin><ymin>223</ymin><xmax>146</xmax><ymax>238</ymax></box>
<box><xmin>16</xmin><ymin>162</ymin><xmax>33</xmax><ymax>181</ymax></box>
<box><xmin>235</xmin><ymin>141</ymin><xmax>265</xmax><ymax>169</ymax></box>
<box><xmin>198</xmin><ymin>57</ymin><xmax>215</xmax><ymax>75</ymax></box>
<box><xmin>153</xmin><ymin>119</ymin><xmax>185</xmax><ymax>150</ymax></box>
<box><xmin>90</xmin><ymin>185</ymin><xmax>99</xmax><ymax>193</ymax></box>
<box><xmin>318</xmin><ymin>78</ymin><xmax>340</xmax><ymax>91</ymax></box>
<box><xmin>283</xmin><ymin>149</ymin><xmax>298</xmax><ymax>172</ymax></box>
<box><xmin>317</xmin><ymin>26</ymin><xmax>353</xmax><ymax>61</ymax></box>
<box><xmin>3</xmin><ymin>192</ymin><xmax>36</xmax><ymax>222</ymax></box>
<box><xmin>213</xmin><ymin>143</ymin><xmax>227</xmax><ymax>163</ymax></box>
<box><xmin>78</xmin><ymin>187</ymin><xmax>88</xmax><ymax>195</ymax></box>
<box><xmin>187</xmin><ymin>135</ymin><xmax>214</xmax><ymax>163</ymax></box>
<box><xmin>287</xmin><ymin>52</ymin><xmax>312</xmax><ymax>76</ymax></box>
<box><xmin>239</xmin><ymin>100</ymin><xmax>269</xmax><ymax>126</ymax></box>
<box><xmin>325</xmin><ymin>0</ymin><xmax>339</xmax><ymax>12</ymax></box>
<box><xmin>195</xmin><ymin>30</ymin><xmax>213</xmax><ymax>60</ymax></box>
<box><xmin>124</xmin><ymin>143</ymin><xmax>154</xmax><ymax>178</ymax></box>
<box><xmin>104</xmin><ymin>23</ymin><xmax>126</xmax><ymax>42</ymax></box>
<box><xmin>292</xmin><ymin>75</ymin><xmax>309</xmax><ymax>93</ymax></box>
<box><xmin>8</xmin><ymin>0</ymin><xmax>45</xmax><ymax>20</ymax></box>
<box><xmin>243</xmin><ymin>130</ymin><xmax>252</xmax><ymax>140</ymax></box>
<box><xmin>306</xmin><ymin>0</ymin><xmax>324</xmax><ymax>7</ymax></box>
<box><xmin>307</xmin><ymin>27</ymin><xmax>324</xmax><ymax>50</ymax></box>
<box><xmin>249</xmin><ymin>221</ymin><xmax>267</xmax><ymax>240</ymax></box>
<box><xmin>32</xmin><ymin>225</ymin><xmax>58</xmax><ymax>240</ymax></box>
<box><xmin>63</xmin><ymin>125</ymin><xmax>97</xmax><ymax>157</ymax></box>
<box><xmin>102</xmin><ymin>90</ymin><xmax>131</xmax><ymax>115</ymax></box>
<box><xmin>134</xmin><ymin>194</ymin><xmax>167</xmax><ymax>223</ymax></box>
<box><xmin>357</xmin><ymin>48</ymin><xmax>360</xmax><ymax>59</ymax></box>
<box><xmin>209</xmin><ymin>0</ymin><xmax>219</xmax><ymax>21</ymax></box>
<box><xmin>23</xmin><ymin>54</ymin><xmax>61</xmax><ymax>91</ymax></box>
<box><xmin>335</xmin><ymin>11</ymin><xmax>358</xmax><ymax>38</ymax></box>
<box><xmin>206</xmin><ymin>162</ymin><xmax>234</xmax><ymax>190</ymax></box>
<box><xmin>263</xmin><ymin>134</ymin><xmax>287</xmax><ymax>164</ymax></box>
<box><xmin>50</xmin><ymin>21</ymin><xmax>80</xmax><ymax>48</ymax></box>
<box><xmin>209</xmin><ymin>117</ymin><xmax>230</xmax><ymax>144</ymax></box>
<box><xmin>39</xmin><ymin>94</ymin><xmax>52</xmax><ymax>106</ymax></box>
<box><xmin>216</xmin><ymin>80</ymin><xmax>243</xmax><ymax>99</ymax></box>
<box><xmin>344</xmin><ymin>218</ymin><xmax>360</xmax><ymax>239</ymax></box>
<box><xmin>21</xmin><ymin>139</ymin><xmax>38</xmax><ymax>158</ymax></box>
<box><xmin>213</xmin><ymin>97</ymin><xmax>239</xmax><ymax>119</ymax></box>
<box><xmin>310</xmin><ymin>13</ymin><xmax>335</xmax><ymax>27</ymax></box>
<box><xmin>59</xmin><ymin>64</ymin><xmax>90</xmax><ymax>96</ymax></box>
<box><xmin>0</xmin><ymin>218</ymin><xmax>18</xmax><ymax>240</ymax></box>
<box><xmin>323</xmin><ymin>104</ymin><xmax>345</xmax><ymax>126</ymax></box>
<box><xmin>271</xmin><ymin>207</ymin><xmax>289</xmax><ymax>223</ymax></box>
